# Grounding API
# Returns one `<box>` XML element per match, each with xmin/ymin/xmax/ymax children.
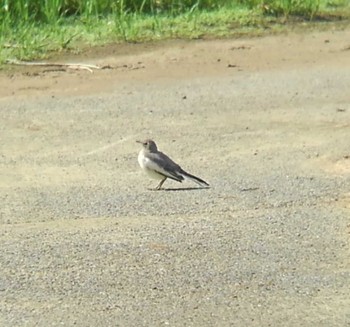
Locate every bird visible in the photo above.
<box><xmin>136</xmin><ymin>139</ymin><xmax>209</xmax><ymax>190</ymax></box>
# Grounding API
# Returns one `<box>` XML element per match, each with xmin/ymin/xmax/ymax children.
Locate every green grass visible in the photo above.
<box><xmin>1</xmin><ymin>0</ymin><xmax>350</xmax><ymax>64</ymax></box>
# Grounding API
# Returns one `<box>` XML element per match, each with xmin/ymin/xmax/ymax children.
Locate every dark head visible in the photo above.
<box><xmin>136</xmin><ymin>139</ymin><xmax>158</xmax><ymax>152</ymax></box>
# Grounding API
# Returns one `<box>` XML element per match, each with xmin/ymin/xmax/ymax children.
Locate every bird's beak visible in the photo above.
<box><xmin>136</xmin><ymin>140</ymin><xmax>142</xmax><ymax>144</ymax></box>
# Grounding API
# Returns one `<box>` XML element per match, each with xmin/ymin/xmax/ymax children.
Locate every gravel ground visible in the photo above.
<box><xmin>0</xmin><ymin>29</ymin><xmax>350</xmax><ymax>326</ymax></box>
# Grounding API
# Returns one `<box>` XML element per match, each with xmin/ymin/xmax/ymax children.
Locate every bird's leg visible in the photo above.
<box><xmin>155</xmin><ymin>177</ymin><xmax>167</xmax><ymax>190</ymax></box>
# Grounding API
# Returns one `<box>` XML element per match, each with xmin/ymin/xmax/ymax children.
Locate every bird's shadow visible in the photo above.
<box><xmin>148</xmin><ymin>186</ymin><xmax>210</xmax><ymax>192</ymax></box>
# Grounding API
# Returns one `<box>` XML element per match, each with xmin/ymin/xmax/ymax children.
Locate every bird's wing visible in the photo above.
<box><xmin>145</xmin><ymin>152</ymin><xmax>184</xmax><ymax>182</ymax></box>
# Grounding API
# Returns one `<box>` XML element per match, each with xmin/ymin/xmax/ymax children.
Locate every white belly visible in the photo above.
<box><xmin>138</xmin><ymin>150</ymin><xmax>164</xmax><ymax>180</ymax></box>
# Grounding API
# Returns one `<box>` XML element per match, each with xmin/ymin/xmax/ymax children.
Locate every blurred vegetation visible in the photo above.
<box><xmin>0</xmin><ymin>0</ymin><xmax>349</xmax><ymax>63</ymax></box>
<box><xmin>1</xmin><ymin>0</ymin><xmax>349</xmax><ymax>22</ymax></box>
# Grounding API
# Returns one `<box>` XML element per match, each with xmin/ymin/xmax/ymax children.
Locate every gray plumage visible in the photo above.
<box><xmin>137</xmin><ymin>139</ymin><xmax>209</xmax><ymax>190</ymax></box>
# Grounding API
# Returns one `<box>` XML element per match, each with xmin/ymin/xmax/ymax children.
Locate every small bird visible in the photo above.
<box><xmin>137</xmin><ymin>139</ymin><xmax>209</xmax><ymax>190</ymax></box>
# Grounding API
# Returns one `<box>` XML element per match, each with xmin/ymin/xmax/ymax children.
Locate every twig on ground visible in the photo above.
<box><xmin>5</xmin><ymin>59</ymin><xmax>101</xmax><ymax>73</ymax></box>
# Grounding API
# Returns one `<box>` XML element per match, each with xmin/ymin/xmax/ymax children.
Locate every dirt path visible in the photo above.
<box><xmin>1</xmin><ymin>28</ymin><xmax>350</xmax><ymax>326</ymax></box>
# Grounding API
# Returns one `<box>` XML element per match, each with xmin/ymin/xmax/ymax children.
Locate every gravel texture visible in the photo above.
<box><xmin>0</xmin><ymin>29</ymin><xmax>350</xmax><ymax>326</ymax></box>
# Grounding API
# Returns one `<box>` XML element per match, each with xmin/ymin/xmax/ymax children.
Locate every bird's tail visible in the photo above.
<box><xmin>181</xmin><ymin>171</ymin><xmax>209</xmax><ymax>187</ymax></box>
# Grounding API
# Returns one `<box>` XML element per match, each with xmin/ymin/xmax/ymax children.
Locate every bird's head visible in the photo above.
<box><xmin>136</xmin><ymin>139</ymin><xmax>158</xmax><ymax>152</ymax></box>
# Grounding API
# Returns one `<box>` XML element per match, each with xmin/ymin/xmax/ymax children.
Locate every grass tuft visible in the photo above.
<box><xmin>0</xmin><ymin>0</ymin><xmax>350</xmax><ymax>64</ymax></box>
